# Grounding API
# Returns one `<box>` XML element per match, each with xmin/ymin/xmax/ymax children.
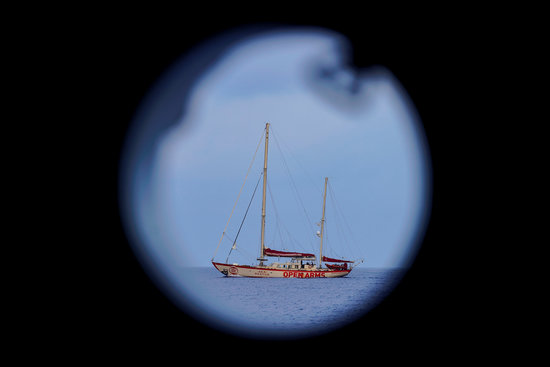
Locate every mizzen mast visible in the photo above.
<box><xmin>319</xmin><ymin>177</ymin><xmax>328</xmax><ymax>268</ymax></box>
<box><xmin>258</xmin><ymin>122</ymin><xmax>270</xmax><ymax>265</ymax></box>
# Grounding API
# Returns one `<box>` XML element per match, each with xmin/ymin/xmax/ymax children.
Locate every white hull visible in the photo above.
<box><xmin>212</xmin><ymin>262</ymin><xmax>351</xmax><ymax>278</ymax></box>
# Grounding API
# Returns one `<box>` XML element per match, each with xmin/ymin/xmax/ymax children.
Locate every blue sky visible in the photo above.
<box><xmin>129</xmin><ymin>30</ymin><xmax>431</xmax><ymax>270</ymax></box>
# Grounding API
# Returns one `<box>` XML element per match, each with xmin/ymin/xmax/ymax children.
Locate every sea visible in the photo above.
<box><xmin>172</xmin><ymin>266</ymin><xmax>406</xmax><ymax>339</ymax></box>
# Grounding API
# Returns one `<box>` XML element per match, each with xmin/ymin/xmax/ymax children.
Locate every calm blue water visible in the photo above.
<box><xmin>174</xmin><ymin>266</ymin><xmax>405</xmax><ymax>339</ymax></box>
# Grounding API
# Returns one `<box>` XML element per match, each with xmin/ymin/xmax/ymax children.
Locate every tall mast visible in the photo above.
<box><xmin>259</xmin><ymin>122</ymin><xmax>270</xmax><ymax>264</ymax></box>
<box><xmin>319</xmin><ymin>177</ymin><xmax>328</xmax><ymax>267</ymax></box>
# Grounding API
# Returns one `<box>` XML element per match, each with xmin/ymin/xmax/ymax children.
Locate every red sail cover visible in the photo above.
<box><xmin>322</xmin><ymin>256</ymin><xmax>353</xmax><ymax>263</ymax></box>
<box><xmin>264</xmin><ymin>248</ymin><xmax>315</xmax><ymax>258</ymax></box>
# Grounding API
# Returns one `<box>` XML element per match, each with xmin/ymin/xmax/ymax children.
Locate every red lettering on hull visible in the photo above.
<box><xmin>283</xmin><ymin>271</ymin><xmax>326</xmax><ymax>278</ymax></box>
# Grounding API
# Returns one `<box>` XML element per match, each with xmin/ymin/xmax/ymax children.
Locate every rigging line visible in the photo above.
<box><xmin>234</xmin><ymin>246</ymin><xmax>255</xmax><ymax>263</ymax></box>
<box><xmin>326</xmin><ymin>187</ymin><xmax>348</xmax><ymax>246</ymax></box>
<box><xmin>270</xmin><ymin>126</ymin><xmax>323</xmax><ymax>198</ymax></box>
<box><xmin>324</xmin><ymin>219</ymin><xmax>344</xmax><ymax>259</ymax></box>
<box><xmin>327</xmin><ymin>184</ymin><xmax>352</xmax><ymax>258</ymax></box>
<box><xmin>330</xmin><ymin>206</ymin><xmax>351</xmax><ymax>258</ymax></box>
<box><xmin>225</xmin><ymin>172</ymin><xmax>263</xmax><ymax>263</ymax></box>
<box><xmin>270</xmin><ymin>127</ymin><xmax>316</xmax><ymax>235</ymax></box>
<box><xmin>321</xmin><ymin>216</ymin><xmax>340</xmax><ymax>259</ymax></box>
<box><xmin>327</xmin><ymin>181</ymin><xmax>361</xmax><ymax>259</ymax></box>
<box><xmin>328</xmin><ymin>181</ymin><xmax>357</xmax><ymax>246</ymax></box>
<box><xmin>323</xmin><ymin>222</ymin><xmax>340</xmax><ymax>259</ymax></box>
<box><xmin>223</xmin><ymin>232</ymin><xmax>235</xmax><ymax>244</ymax></box>
<box><xmin>266</xmin><ymin>181</ymin><xmax>283</xmax><ymax>248</ymax></box>
<box><xmin>267</xmin><ymin>180</ymin><xmax>309</xmax><ymax>253</ymax></box>
<box><xmin>212</xmin><ymin>126</ymin><xmax>265</xmax><ymax>261</ymax></box>
<box><xmin>267</xmin><ymin>181</ymin><xmax>298</xmax><ymax>251</ymax></box>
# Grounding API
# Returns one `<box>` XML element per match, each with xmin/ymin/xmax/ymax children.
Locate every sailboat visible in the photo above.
<box><xmin>211</xmin><ymin>122</ymin><xmax>361</xmax><ymax>278</ymax></box>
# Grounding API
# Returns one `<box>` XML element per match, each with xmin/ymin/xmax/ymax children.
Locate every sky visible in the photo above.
<box><xmin>124</xmin><ymin>29</ymin><xmax>431</xmax><ymax>272</ymax></box>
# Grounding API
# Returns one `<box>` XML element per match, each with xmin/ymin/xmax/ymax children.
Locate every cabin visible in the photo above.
<box><xmin>268</xmin><ymin>257</ymin><xmax>318</xmax><ymax>270</ymax></box>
